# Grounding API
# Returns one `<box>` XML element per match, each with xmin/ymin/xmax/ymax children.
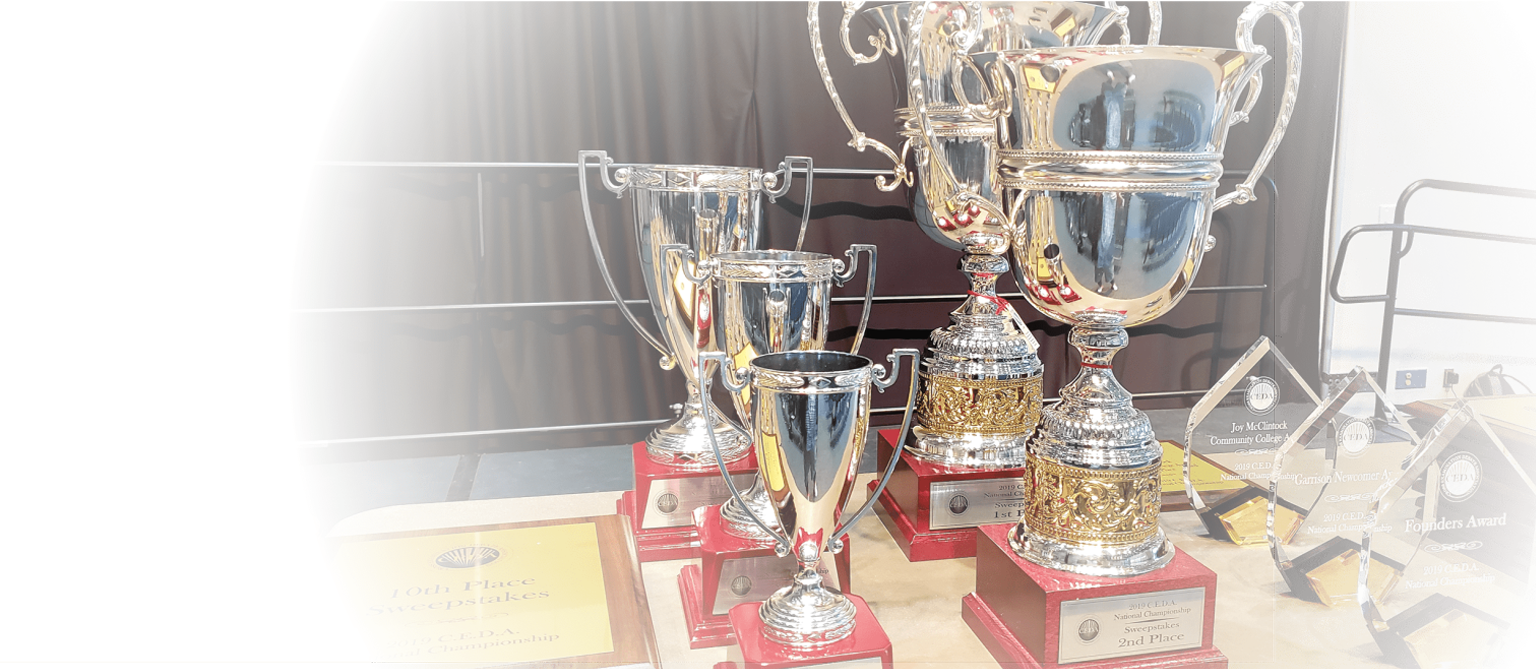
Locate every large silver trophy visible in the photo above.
<box><xmin>943</xmin><ymin>0</ymin><xmax>1303</xmax><ymax>575</ymax></box>
<box><xmin>666</xmin><ymin>245</ymin><xmax>878</xmax><ymax>540</ymax></box>
<box><xmin>578</xmin><ymin>151</ymin><xmax>813</xmax><ymax>467</ymax></box>
<box><xmin>698</xmin><ymin>348</ymin><xmax>919</xmax><ymax>646</ymax></box>
<box><xmin>808</xmin><ymin>1</ymin><xmax>1158</xmax><ymax>467</ymax></box>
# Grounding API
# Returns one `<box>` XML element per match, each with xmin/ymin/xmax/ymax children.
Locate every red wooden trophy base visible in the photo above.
<box><xmin>964</xmin><ymin>524</ymin><xmax>1226</xmax><ymax>669</ymax></box>
<box><xmin>618</xmin><ymin>441</ymin><xmax>757</xmax><ymax>562</ymax></box>
<box><xmin>871</xmin><ymin>428</ymin><xmax>1028</xmax><ymax>561</ymax></box>
<box><xmin>720</xmin><ymin>594</ymin><xmax>893</xmax><ymax>669</ymax></box>
<box><xmin>680</xmin><ymin>504</ymin><xmax>853</xmax><ymax>649</ymax></box>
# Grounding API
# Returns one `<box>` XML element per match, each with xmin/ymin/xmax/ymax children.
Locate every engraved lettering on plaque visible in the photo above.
<box><xmin>928</xmin><ymin>477</ymin><xmax>1028</xmax><ymax>530</ymax></box>
<box><xmin>713</xmin><ymin>552</ymin><xmax>840</xmax><ymax>616</ymax></box>
<box><xmin>641</xmin><ymin>473</ymin><xmax>755</xmax><ymax>529</ymax></box>
<box><xmin>1057</xmin><ymin>587</ymin><xmax>1204</xmax><ymax>664</ymax></box>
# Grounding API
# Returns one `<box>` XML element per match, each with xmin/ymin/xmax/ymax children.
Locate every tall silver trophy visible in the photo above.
<box><xmin>946</xmin><ymin>1</ymin><xmax>1303</xmax><ymax>574</ymax></box>
<box><xmin>666</xmin><ymin>244</ymin><xmax>878</xmax><ymax>540</ymax></box>
<box><xmin>809</xmin><ymin>1</ymin><xmax>1158</xmax><ymax>466</ymax></box>
<box><xmin>578</xmin><ymin>151</ymin><xmax>813</xmax><ymax>467</ymax></box>
<box><xmin>699</xmin><ymin>348</ymin><xmax>919</xmax><ymax>646</ymax></box>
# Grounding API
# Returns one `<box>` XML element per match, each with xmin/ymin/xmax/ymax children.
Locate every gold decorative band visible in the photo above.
<box><xmin>915</xmin><ymin>373</ymin><xmax>1042</xmax><ymax>436</ymax></box>
<box><xmin>1024</xmin><ymin>455</ymin><xmax>1161</xmax><ymax>547</ymax></box>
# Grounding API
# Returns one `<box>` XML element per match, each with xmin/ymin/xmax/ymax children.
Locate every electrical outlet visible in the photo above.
<box><xmin>1443</xmin><ymin>369</ymin><xmax>1460</xmax><ymax>388</ymax></box>
<box><xmin>1396</xmin><ymin>369</ymin><xmax>1427</xmax><ymax>389</ymax></box>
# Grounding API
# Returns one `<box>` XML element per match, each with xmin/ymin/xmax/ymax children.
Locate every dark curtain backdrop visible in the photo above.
<box><xmin>296</xmin><ymin>2</ymin><xmax>1346</xmax><ymax>460</ymax></box>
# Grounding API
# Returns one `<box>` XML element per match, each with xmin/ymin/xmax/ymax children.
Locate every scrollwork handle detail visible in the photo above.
<box><xmin>808</xmin><ymin>1</ymin><xmax>912</xmax><ymax>192</ymax></box>
<box><xmin>1214</xmin><ymin>1</ymin><xmax>1302</xmax><ymax>211</ymax></box>
<box><xmin>839</xmin><ymin>1</ymin><xmax>893</xmax><ymax>64</ymax></box>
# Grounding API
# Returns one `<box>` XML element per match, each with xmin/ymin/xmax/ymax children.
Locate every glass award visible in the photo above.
<box><xmin>1270</xmin><ymin>367</ymin><xmax>1422</xmax><ymax>608</ymax></box>
<box><xmin>1360</xmin><ymin>397</ymin><xmax>1536</xmax><ymax>668</ymax></box>
<box><xmin>1184</xmin><ymin>337</ymin><xmax>1325</xmax><ymax>545</ymax></box>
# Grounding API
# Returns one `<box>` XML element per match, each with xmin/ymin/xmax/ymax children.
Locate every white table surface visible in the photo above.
<box><xmin>331</xmin><ymin>474</ymin><xmax>1400</xmax><ymax>668</ymax></box>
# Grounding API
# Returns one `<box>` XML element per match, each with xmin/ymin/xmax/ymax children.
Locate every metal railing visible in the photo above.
<box><xmin>1328</xmin><ymin>179</ymin><xmax>1536</xmax><ymax>393</ymax></box>
<box><xmin>299</xmin><ymin>161</ymin><xmax>1277</xmax><ymax>449</ymax></box>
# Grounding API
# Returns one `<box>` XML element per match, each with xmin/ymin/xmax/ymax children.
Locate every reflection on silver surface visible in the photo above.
<box><xmin>641</xmin><ymin>472</ymin><xmax>758</xmax><ymax>530</ymax></box>
<box><xmin>698</xmin><ymin>349</ymin><xmax>919</xmax><ymax>647</ymax></box>
<box><xmin>808</xmin><ymin>2</ymin><xmax>1158</xmax><ymax>468</ymax></box>
<box><xmin>713</xmin><ymin>551</ymin><xmax>842</xmax><ymax>616</ymax></box>
<box><xmin>960</xmin><ymin>1</ymin><xmax>1304</xmax><ymax>576</ymax></box>
<box><xmin>579</xmin><ymin>151</ymin><xmax>813</xmax><ymax>468</ymax></box>
<box><xmin>670</xmin><ymin>247</ymin><xmax>879</xmax><ymax>540</ymax></box>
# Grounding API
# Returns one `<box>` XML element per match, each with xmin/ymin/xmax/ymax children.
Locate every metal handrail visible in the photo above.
<box><xmin>296</xmin><ymin>286</ymin><xmax>1267</xmax><ymax>315</ymax></box>
<box><xmin>303</xmin><ymin>161</ymin><xmax>1279</xmax><ymax>448</ymax></box>
<box><xmin>1327</xmin><ymin>179</ymin><xmax>1536</xmax><ymax>392</ymax></box>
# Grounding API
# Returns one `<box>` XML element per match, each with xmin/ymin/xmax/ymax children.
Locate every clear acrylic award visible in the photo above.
<box><xmin>1270</xmin><ymin>367</ymin><xmax>1422</xmax><ymax>607</ymax></box>
<box><xmin>1184</xmin><ymin>337</ymin><xmax>1325</xmax><ymax>545</ymax></box>
<box><xmin>1359</xmin><ymin>397</ymin><xmax>1536</xmax><ymax>668</ymax></box>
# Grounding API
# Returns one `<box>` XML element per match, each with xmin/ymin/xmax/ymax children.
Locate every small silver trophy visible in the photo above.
<box><xmin>698</xmin><ymin>348</ymin><xmax>919</xmax><ymax>646</ymax></box>
<box><xmin>666</xmin><ymin>244</ymin><xmax>878</xmax><ymax>540</ymax></box>
<box><xmin>578</xmin><ymin>150</ymin><xmax>812</xmax><ymax>467</ymax></box>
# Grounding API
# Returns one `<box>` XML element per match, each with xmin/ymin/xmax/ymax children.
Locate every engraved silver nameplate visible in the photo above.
<box><xmin>928</xmin><ymin>477</ymin><xmax>1027</xmax><ymax>530</ymax></box>
<box><xmin>642</xmin><ymin>474</ymin><xmax>755</xmax><ymax>529</ymax></box>
<box><xmin>1056</xmin><ymin>587</ymin><xmax>1205</xmax><ymax>663</ymax></box>
<box><xmin>712</xmin><ymin>551</ymin><xmax>841</xmax><ymax>616</ymax></box>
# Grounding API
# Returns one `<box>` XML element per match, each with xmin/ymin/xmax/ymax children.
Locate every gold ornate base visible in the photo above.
<box><xmin>914</xmin><ymin>372</ymin><xmax>1042</xmax><ymax>437</ymax></box>
<box><xmin>1023</xmin><ymin>454</ymin><xmax>1161</xmax><ymax>547</ymax></box>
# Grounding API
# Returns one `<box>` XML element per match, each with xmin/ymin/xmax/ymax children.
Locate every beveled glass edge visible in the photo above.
<box><xmin>1184</xmin><ymin>336</ymin><xmax>1323</xmax><ymax>511</ymax></box>
<box><xmin>1266</xmin><ymin>367</ymin><xmax>1417</xmax><ymax>572</ymax></box>
<box><xmin>1356</xmin><ymin>391</ymin><xmax>1536</xmax><ymax>645</ymax></box>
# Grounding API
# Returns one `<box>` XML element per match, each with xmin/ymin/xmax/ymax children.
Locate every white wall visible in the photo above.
<box><xmin>1325</xmin><ymin>2</ymin><xmax>1536</xmax><ymax>404</ymax></box>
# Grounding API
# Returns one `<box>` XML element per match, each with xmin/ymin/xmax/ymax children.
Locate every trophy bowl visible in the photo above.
<box><xmin>699</xmin><ymin>348</ymin><xmax>920</xmax><ymax>648</ymax></box>
<box><xmin>809</xmin><ymin>1</ymin><xmax>1156</xmax><ymax>470</ymax></box>
<box><xmin>667</xmin><ymin>246</ymin><xmax>878</xmax><ymax>541</ymax></box>
<box><xmin>854</xmin><ymin>0</ymin><xmax>1130</xmax><ymax>250</ymax></box>
<box><xmin>579</xmin><ymin>151</ymin><xmax>813</xmax><ymax>468</ymax></box>
<box><xmin>957</xmin><ymin>1</ymin><xmax>1303</xmax><ymax>575</ymax></box>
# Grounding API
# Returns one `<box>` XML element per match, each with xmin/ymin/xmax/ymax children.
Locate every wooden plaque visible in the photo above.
<box><xmin>332</xmin><ymin>515</ymin><xmax>659</xmax><ymax>668</ymax></box>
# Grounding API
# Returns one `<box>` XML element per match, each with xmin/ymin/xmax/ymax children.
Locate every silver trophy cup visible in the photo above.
<box><xmin>579</xmin><ymin>150</ymin><xmax>813</xmax><ymax>468</ymax></box>
<box><xmin>950</xmin><ymin>1</ymin><xmax>1303</xmax><ymax>575</ymax></box>
<box><xmin>810</xmin><ymin>1</ymin><xmax>1158</xmax><ymax>467</ymax></box>
<box><xmin>666</xmin><ymin>246</ymin><xmax>878</xmax><ymax>541</ymax></box>
<box><xmin>698</xmin><ymin>348</ymin><xmax>920</xmax><ymax>647</ymax></box>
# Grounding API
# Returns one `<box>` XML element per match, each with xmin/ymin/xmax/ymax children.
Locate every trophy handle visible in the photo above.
<box><xmin>828</xmin><ymin>347</ymin><xmax>921</xmax><ymax>550</ymax></box>
<box><xmin>839</xmin><ymin>0</ymin><xmax>893</xmax><ymax>64</ymax></box>
<box><xmin>907</xmin><ymin>2</ymin><xmax>1010</xmax><ymax>248</ymax></box>
<box><xmin>949</xmin><ymin>52</ymin><xmax>1007</xmax><ymax>122</ymax></box>
<box><xmin>1214</xmin><ymin>1</ymin><xmax>1303</xmax><ymax>211</ymax></box>
<box><xmin>832</xmin><ymin>244</ymin><xmax>877</xmax><ymax>355</ymax></box>
<box><xmin>661</xmin><ymin>244</ymin><xmax>714</xmax><ymax>286</ymax></box>
<box><xmin>578</xmin><ymin>150</ymin><xmax>676</xmax><ymax>369</ymax></box>
<box><xmin>697</xmin><ymin>352</ymin><xmax>792</xmax><ymax>556</ymax></box>
<box><xmin>807</xmin><ymin>0</ymin><xmax>912</xmax><ymax>193</ymax></box>
<box><xmin>767</xmin><ymin>156</ymin><xmax>815</xmax><ymax>252</ymax></box>
<box><xmin>1102</xmin><ymin>1</ymin><xmax>1162</xmax><ymax>45</ymax></box>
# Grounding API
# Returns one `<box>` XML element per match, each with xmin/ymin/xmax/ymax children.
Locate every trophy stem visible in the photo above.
<box><xmin>909</xmin><ymin>239</ymin><xmax>1042</xmax><ymax>468</ymax></box>
<box><xmin>757</xmin><ymin>562</ymin><xmax>857</xmax><ymax>648</ymax></box>
<box><xmin>645</xmin><ymin>394</ymin><xmax>751</xmax><ymax>470</ymax></box>
<box><xmin>1012</xmin><ymin>319</ymin><xmax>1173</xmax><ymax>577</ymax></box>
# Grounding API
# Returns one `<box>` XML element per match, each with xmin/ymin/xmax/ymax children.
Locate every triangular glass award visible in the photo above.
<box><xmin>1183</xmin><ymin>336</ymin><xmax>1325</xmax><ymax>545</ymax></box>
<box><xmin>1269</xmin><ymin>367</ymin><xmax>1422</xmax><ymax>608</ymax></box>
<box><xmin>1359</xmin><ymin>396</ymin><xmax>1536</xmax><ymax>668</ymax></box>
